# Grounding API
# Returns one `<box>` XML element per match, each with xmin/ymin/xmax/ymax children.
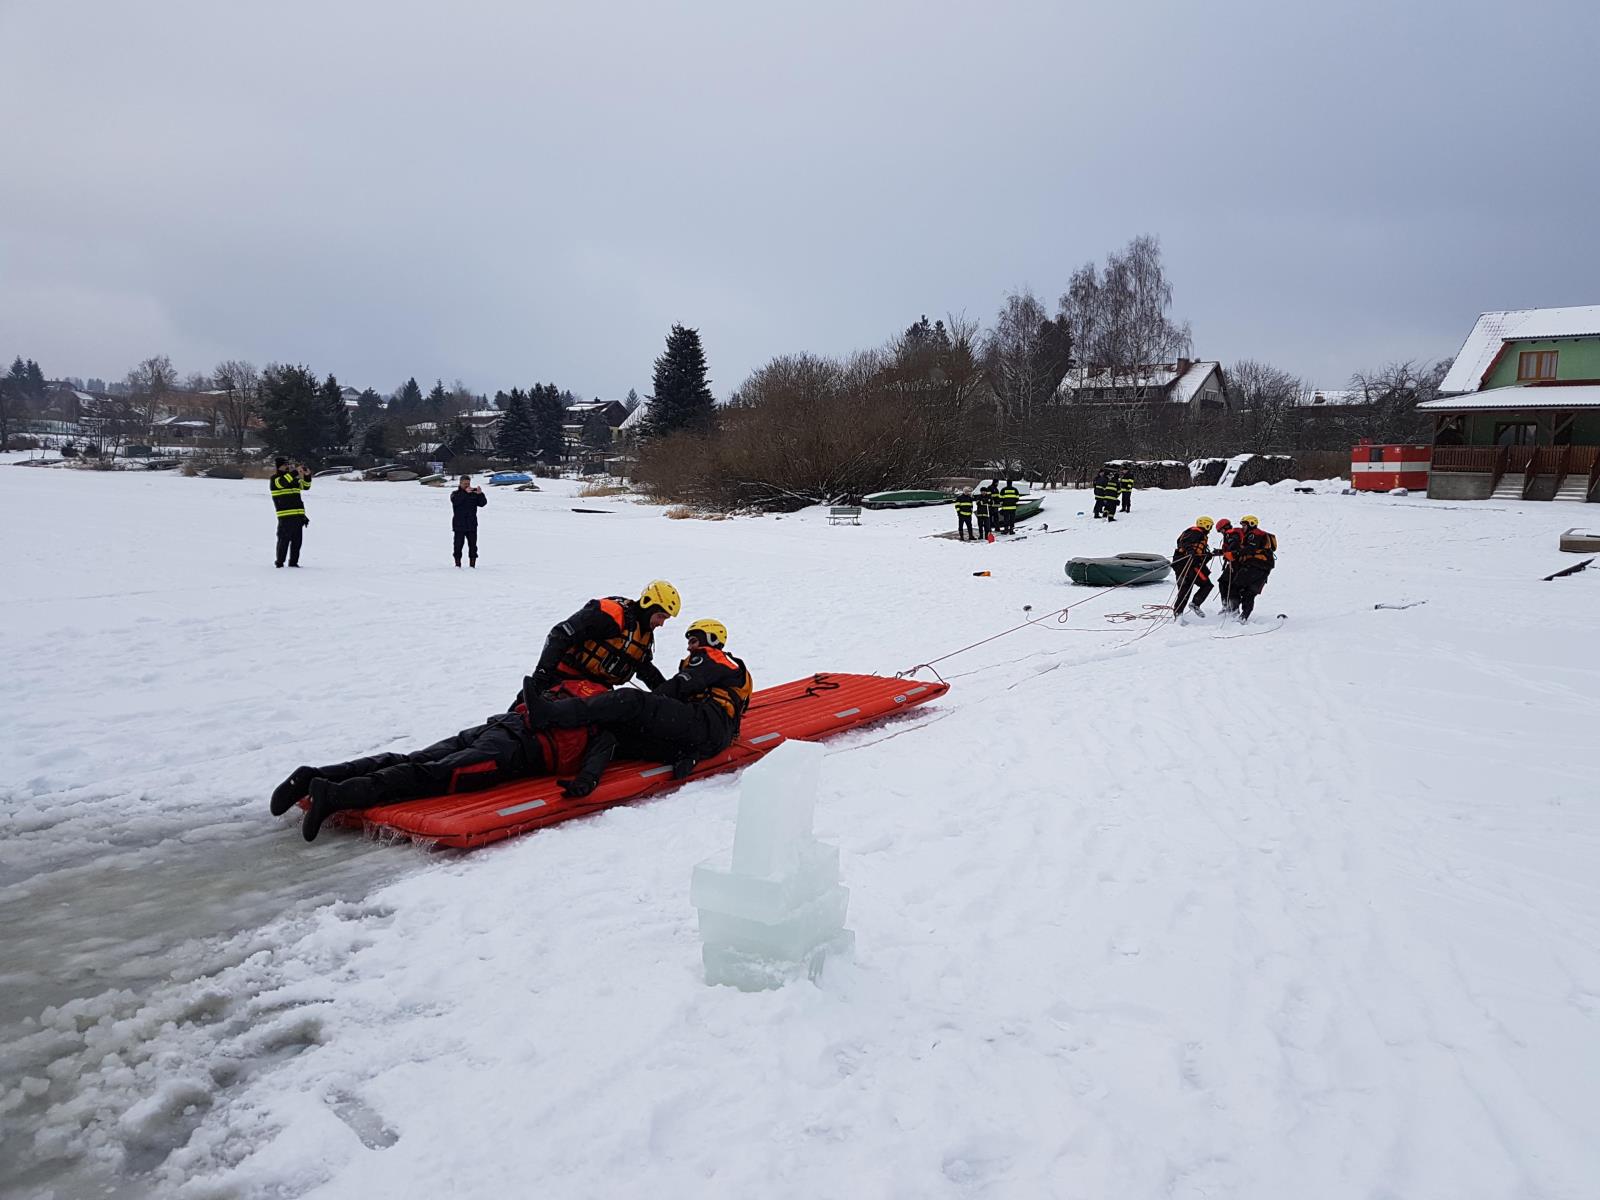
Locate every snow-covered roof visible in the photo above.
<box><xmin>1061</xmin><ymin>361</ymin><xmax>1223</xmax><ymax>405</ymax></box>
<box><xmin>72</xmin><ymin>390</ymin><xmax>96</xmax><ymax>402</ymax></box>
<box><xmin>618</xmin><ymin>403</ymin><xmax>649</xmax><ymax>430</ymax></box>
<box><xmin>1299</xmin><ymin>388</ymin><xmax>1369</xmax><ymax>407</ymax></box>
<box><xmin>1170</xmin><ymin>361</ymin><xmax>1223</xmax><ymax>406</ymax></box>
<box><xmin>1418</xmin><ymin>383</ymin><xmax>1600</xmax><ymax>411</ymax></box>
<box><xmin>463</xmin><ymin>409</ymin><xmax>503</xmax><ymax>419</ymax></box>
<box><xmin>1439</xmin><ymin>305</ymin><xmax>1600</xmax><ymax>394</ymax></box>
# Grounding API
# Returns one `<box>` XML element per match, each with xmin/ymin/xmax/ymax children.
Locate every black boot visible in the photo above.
<box><xmin>524</xmin><ymin>694</ymin><xmax>596</xmax><ymax>730</ymax></box>
<box><xmin>270</xmin><ymin>765</ymin><xmax>319</xmax><ymax>816</ymax></box>
<box><xmin>302</xmin><ymin>777</ymin><xmax>377</xmax><ymax>842</ymax></box>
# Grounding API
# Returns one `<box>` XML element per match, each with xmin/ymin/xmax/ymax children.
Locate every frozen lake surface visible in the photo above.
<box><xmin>3</xmin><ymin>461</ymin><xmax>1598</xmax><ymax>1199</ymax></box>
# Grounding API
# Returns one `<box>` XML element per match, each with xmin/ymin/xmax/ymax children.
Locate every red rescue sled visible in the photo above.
<box><xmin>338</xmin><ymin>672</ymin><xmax>948</xmax><ymax>849</ymax></box>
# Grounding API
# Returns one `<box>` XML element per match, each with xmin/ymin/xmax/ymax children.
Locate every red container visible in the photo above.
<box><xmin>1350</xmin><ymin>444</ymin><xmax>1431</xmax><ymax>491</ymax></box>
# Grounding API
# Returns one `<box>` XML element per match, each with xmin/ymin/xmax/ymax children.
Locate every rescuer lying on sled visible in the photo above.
<box><xmin>522</xmin><ymin>618</ymin><xmax>754</xmax><ymax>798</ymax></box>
<box><xmin>269</xmin><ymin>678</ymin><xmax>614</xmax><ymax>842</ymax></box>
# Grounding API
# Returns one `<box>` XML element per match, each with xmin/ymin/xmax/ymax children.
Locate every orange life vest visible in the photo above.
<box><xmin>557</xmin><ymin>597</ymin><xmax>656</xmax><ymax>686</ymax></box>
<box><xmin>688</xmin><ymin>647</ymin><xmax>753</xmax><ymax>723</ymax></box>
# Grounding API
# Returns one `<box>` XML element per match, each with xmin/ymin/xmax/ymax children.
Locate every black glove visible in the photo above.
<box><xmin>671</xmin><ymin>757</ymin><xmax>697</xmax><ymax>781</ymax></box>
<box><xmin>560</xmin><ymin>776</ymin><xmax>596</xmax><ymax>799</ymax></box>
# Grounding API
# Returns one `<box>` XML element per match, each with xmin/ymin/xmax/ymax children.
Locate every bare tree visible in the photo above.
<box><xmin>1344</xmin><ymin>360</ymin><xmax>1448</xmax><ymax>444</ymax></box>
<box><xmin>982</xmin><ymin>290</ymin><xmax>1073</xmax><ymax>474</ymax></box>
<box><xmin>212</xmin><ymin>359</ymin><xmax>260</xmax><ymax>458</ymax></box>
<box><xmin>1229</xmin><ymin>359</ymin><xmax>1304</xmax><ymax>453</ymax></box>
<box><xmin>1058</xmin><ymin>234</ymin><xmax>1192</xmax><ymax>397</ymax></box>
<box><xmin>124</xmin><ymin>354</ymin><xmax>177</xmax><ymax>439</ymax></box>
<box><xmin>884</xmin><ymin>313</ymin><xmax>989</xmax><ymax>474</ymax></box>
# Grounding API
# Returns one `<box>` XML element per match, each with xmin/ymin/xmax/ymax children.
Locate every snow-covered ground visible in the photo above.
<box><xmin>3</xmin><ymin>461</ymin><xmax>1598</xmax><ymax>1199</ymax></box>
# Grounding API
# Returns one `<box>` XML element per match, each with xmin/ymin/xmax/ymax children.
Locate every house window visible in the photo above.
<box><xmin>1494</xmin><ymin>422</ymin><xmax>1537</xmax><ymax>447</ymax></box>
<box><xmin>1516</xmin><ymin>350</ymin><xmax>1558</xmax><ymax>381</ymax></box>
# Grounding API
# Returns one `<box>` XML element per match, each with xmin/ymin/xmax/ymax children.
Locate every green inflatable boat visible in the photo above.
<box><xmin>860</xmin><ymin>489</ymin><xmax>955</xmax><ymax>509</ymax></box>
<box><xmin>1065</xmin><ymin>552</ymin><xmax>1171</xmax><ymax>587</ymax></box>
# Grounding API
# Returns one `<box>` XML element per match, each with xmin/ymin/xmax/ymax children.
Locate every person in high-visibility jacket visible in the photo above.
<box><xmin>954</xmin><ymin>490</ymin><xmax>976</xmax><ymax>541</ymax></box>
<box><xmin>269</xmin><ymin>457</ymin><xmax>312</xmax><ymax>567</ymax></box>
<box><xmin>975</xmin><ymin>483</ymin><xmax>996</xmax><ymax>539</ymax></box>
<box><xmin>1172</xmin><ymin>517</ymin><xmax>1215</xmax><ymax>614</ymax></box>
<box><xmin>524</xmin><ymin>618</ymin><xmax>753</xmax><ymax>794</ymax></box>
<box><xmin>998</xmin><ymin>480</ymin><xmax>1020</xmax><ymax>534</ymax></box>
<box><xmin>1119</xmin><ymin>471</ymin><xmax>1135</xmax><ymax>513</ymax></box>
<box><xmin>1092</xmin><ymin>468</ymin><xmax>1119</xmax><ymax>521</ymax></box>
<box><xmin>525</xmin><ymin>579</ymin><xmax>680</xmax><ymax>694</ymax></box>
<box><xmin>1230</xmin><ymin>516</ymin><xmax>1278</xmax><ymax>622</ymax></box>
<box><xmin>1213</xmin><ymin>518</ymin><xmax>1244</xmax><ymax>611</ymax></box>
<box><xmin>272</xmin><ymin>677</ymin><xmax>613</xmax><ymax>841</ymax></box>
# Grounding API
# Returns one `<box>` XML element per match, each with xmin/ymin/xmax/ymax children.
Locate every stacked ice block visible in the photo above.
<box><xmin>690</xmin><ymin>740</ymin><xmax>854</xmax><ymax>990</ymax></box>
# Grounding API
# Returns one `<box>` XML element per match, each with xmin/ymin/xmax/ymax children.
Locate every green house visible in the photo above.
<box><xmin>1420</xmin><ymin>305</ymin><xmax>1600</xmax><ymax>502</ymax></box>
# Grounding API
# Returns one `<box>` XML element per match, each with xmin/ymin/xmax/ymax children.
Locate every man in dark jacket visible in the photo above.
<box><xmin>270</xmin><ymin>678</ymin><xmax>613</xmax><ymax>840</ymax></box>
<box><xmin>524</xmin><ymin>618</ymin><xmax>753</xmax><ymax>795</ymax></box>
<box><xmin>450</xmin><ymin>474</ymin><xmax>487</xmax><ymax>567</ymax></box>
<box><xmin>525</xmin><ymin>580</ymin><xmax>680</xmax><ymax>694</ymax></box>
<box><xmin>1092</xmin><ymin>468</ymin><xmax>1118</xmax><ymax>521</ymax></box>
<box><xmin>998</xmin><ymin>480</ymin><xmax>1020</xmax><ymax>534</ymax></box>
<box><xmin>270</xmin><ymin>457</ymin><xmax>312</xmax><ymax>567</ymax></box>
<box><xmin>954</xmin><ymin>490</ymin><xmax>975</xmax><ymax>541</ymax></box>
<box><xmin>1172</xmin><ymin>516</ymin><xmax>1215</xmax><ymax>615</ymax></box>
<box><xmin>1229</xmin><ymin>515</ymin><xmax>1278</xmax><ymax>622</ymax></box>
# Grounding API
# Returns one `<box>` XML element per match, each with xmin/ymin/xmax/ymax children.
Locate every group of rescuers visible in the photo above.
<box><xmin>952</xmin><ymin>479</ymin><xmax>1036</xmax><ymax>540</ymax></box>
<box><xmin>270</xmin><ymin>461</ymin><xmax>491</xmax><ymax>569</ymax></box>
<box><xmin>270</xmin><ymin>580</ymin><xmax>754</xmax><ymax>841</ymax></box>
<box><xmin>1171</xmin><ymin>514</ymin><xmax>1278</xmax><ymax>622</ymax></box>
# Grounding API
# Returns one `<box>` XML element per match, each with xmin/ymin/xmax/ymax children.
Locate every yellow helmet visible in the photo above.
<box><xmin>1240</xmin><ymin>514</ymin><xmax>1259</xmax><ymax>527</ymax></box>
<box><xmin>1195</xmin><ymin>516</ymin><xmax>1214</xmax><ymax>530</ymax></box>
<box><xmin>686</xmin><ymin>618</ymin><xmax>728</xmax><ymax>649</ymax></box>
<box><xmin>639</xmin><ymin>579</ymin><xmax>681</xmax><ymax>617</ymax></box>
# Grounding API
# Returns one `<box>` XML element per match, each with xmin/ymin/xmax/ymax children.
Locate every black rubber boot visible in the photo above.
<box><xmin>302</xmin><ymin>777</ymin><xmax>378</xmax><ymax>842</ymax></box>
<box><xmin>270</xmin><ymin>766</ymin><xmax>319</xmax><ymax>816</ymax></box>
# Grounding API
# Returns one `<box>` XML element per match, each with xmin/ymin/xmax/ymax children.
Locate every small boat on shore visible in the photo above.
<box><xmin>860</xmin><ymin>489</ymin><xmax>954</xmax><ymax>509</ymax></box>
<box><xmin>489</xmin><ymin>471</ymin><xmax>533</xmax><ymax>486</ymax></box>
<box><xmin>1012</xmin><ymin>495</ymin><xmax>1045</xmax><ymax>522</ymax></box>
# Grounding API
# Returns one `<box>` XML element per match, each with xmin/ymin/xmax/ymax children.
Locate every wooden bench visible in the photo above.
<box><xmin>828</xmin><ymin>505</ymin><xmax>862</xmax><ymax>526</ymax></box>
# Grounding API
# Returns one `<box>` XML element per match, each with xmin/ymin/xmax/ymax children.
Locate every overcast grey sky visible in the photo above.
<box><xmin>3</xmin><ymin>0</ymin><xmax>1597</xmax><ymax>399</ymax></box>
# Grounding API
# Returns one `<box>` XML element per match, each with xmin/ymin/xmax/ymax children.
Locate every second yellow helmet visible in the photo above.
<box><xmin>686</xmin><ymin>618</ymin><xmax>728</xmax><ymax>649</ymax></box>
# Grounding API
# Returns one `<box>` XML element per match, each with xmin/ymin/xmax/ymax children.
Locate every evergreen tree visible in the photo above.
<box><xmin>495</xmin><ymin>387</ymin><xmax>538</xmax><ymax>462</ymax></box>
<box><xmin>426</xmin><ymin>380</ymin><xmax>449</xmax><ymax>425</ymax></box>
<box><xmin>623</xmin><ymin>387</ymin><xmax>641</xmax><ymax>412</ymax></box>
<box><xmin>354</xmin><ymin>387</ymin><xmax>383</xmax><ymax>429</ymax></box>
<box><xmin>360</xmin><ymin>419</ymin><xmax>388</xmax><ymax>460</ymax></box>
<box><xmin>321</xmin><ymin>374</ymin><xmax>352</xmax><ymax>448</ymax></box>
<box><xmin>528</xmin><ymin>383</ymin><xmax>568</xmax><ymax>463</ymax></box>
<box><xmin>393</xmin><ymin>376</ymin><xmax>424</xmax><ymax>416</ymax></box>
<box><xmin>446</xmin><ymin>417</ymin><xmax>477</xmax><ymax>457</ymax></box>
<box><xmin>24</xmin><ymin>359</ymin><xmax>47</xmax><ymax>400</ymax></box>
<box><xmin>260</xmin><ymin>364</ymin><xmax>327</xmax><ymax>462</ymax></box>
<box><xmin>581</xmin><ymin>409</ymin><xmax>613</xmax><ymax>456</ymax></box>
<box><xmin>644</xmin><ymin>324</ymin><xmax>714</xmax><ymax>437</ymax></box>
